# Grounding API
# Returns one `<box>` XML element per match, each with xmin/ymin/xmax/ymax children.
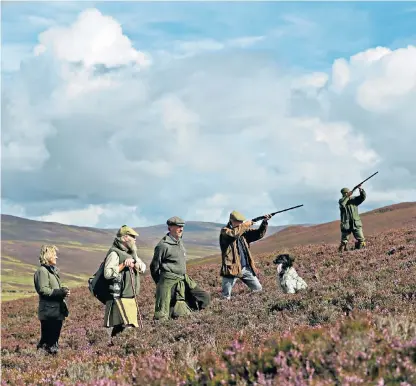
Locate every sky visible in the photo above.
<box><xmin>1</xmin><ymin>1</ymin><xmax>416</xmax><ymax>228</ymax></box>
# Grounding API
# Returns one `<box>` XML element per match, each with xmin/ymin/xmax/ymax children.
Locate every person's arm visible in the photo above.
<box><xmin>220</xmin><ymin>221</ymin><xmax>253</xmax><ymax>239</ymax></box>
<box><xmin>134</xmin><ymin>257</ymin><xmax>147</xmax><ymax>273</ymax></box>
<box><xmin>352</xmin><ymin>188</ymin><xmax>366</xmax><ymax>206</ymax></box>
<box><xmin>150</xmin><ymin>244</ymin><xmax>165</xmax><ymax>284</ymax></box>
<box><xmin>244</xmin><ymin>220</ymin><xmax>269</xmax><ymax>243</ymax></box>
<box><xmin>104</xmin><ymin>252</ymin><xmax>124</xmax><ymax>280</ymax></box>
<box><xmin>34</xmin><ymin>268</ymin><xmax>67</xmax><ymax>299</ymax></box>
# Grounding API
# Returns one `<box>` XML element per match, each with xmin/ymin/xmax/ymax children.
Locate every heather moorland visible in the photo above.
<box><xmin>1</xmin><ymin>222</ymin><xmax>415</xmax><ymax>385</ymax></box>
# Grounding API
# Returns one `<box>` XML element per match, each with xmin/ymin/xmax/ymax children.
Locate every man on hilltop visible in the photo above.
<box><xmin>338</xmin><ymin>185</ymin><xmax>366</xmax><ymax>252</ymax></box>
<box><xmin>150</xmin><ymin>216</ymin><xmax>211</xmax><ymax>320</ymax></box>
<box><xmin>219</xmin><ymin>210</ymin><xmax>271</xmax><ymax>300</ymax></box>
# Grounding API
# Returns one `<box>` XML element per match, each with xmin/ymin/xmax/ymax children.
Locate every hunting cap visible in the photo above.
<box><xmin>117</xmin><ymin>225</ymin><xmax>139</xmax><ymax>237</ymax></box>
<box><xmin>229</xmin><ymin>210</ymin><xmax>246</xmax><ymax>222</ymax></box>
<box><xmin>167</xmin><ymin>216</ymin><xmax>185</xmax><ymax>226</ymax></box>
<box><xmin>340</xmin><ymin>187</ymin><xmax>350</xmax><ymax>194</ymax></box>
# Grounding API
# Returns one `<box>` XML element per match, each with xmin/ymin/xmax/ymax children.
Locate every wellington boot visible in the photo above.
<box><xmin>355</xmin><ymin>241</ymin><xmax>366</xmax><ymax>250</ymax></box>
<box><xmin>338</xmin><ymin>243</ymin><xmax>347</xmax><ymax>253</ymax></box>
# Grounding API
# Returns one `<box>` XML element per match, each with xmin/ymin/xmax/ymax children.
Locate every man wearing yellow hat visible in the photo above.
<box><xmin>103</xmin><ymin>225</ymin><xmax>146</xmax><ymax>340</ymax></box>
<box><xmin>219</xmin><ymin>210</ymin><xmax>271</xmax><ymax>300</ymax></box>
<box><xmin>338</xmin><ymin>185</ymin><xmax>366</xmax><ymax>252</ymax></box>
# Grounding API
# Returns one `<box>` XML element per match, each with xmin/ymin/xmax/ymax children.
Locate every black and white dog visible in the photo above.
<box><xmin>273</xmin><ymin>254</ymin><xmax>308</xmax><ymax>294</ymax></box>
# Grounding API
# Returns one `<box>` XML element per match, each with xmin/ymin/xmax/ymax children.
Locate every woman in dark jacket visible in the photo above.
<box><xmin>34</xmin><ymin>245</ymin><xmax>70</xmax><ymax>354</ymax></box>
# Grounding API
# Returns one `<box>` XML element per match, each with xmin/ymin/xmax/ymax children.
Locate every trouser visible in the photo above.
<box><xmin>37</xmin><ymin>320</ymin><xmax>63</xmax><ymax>354</ymax></box>
<box><xmin>341</xmin><ymin>227</ymin><xmax>365</xmax><ymax>246</ymax></box>
<box><xmin>222</xmin><ymin>267</ymin><xmax>263</xmax><ymax>299</ymax></box>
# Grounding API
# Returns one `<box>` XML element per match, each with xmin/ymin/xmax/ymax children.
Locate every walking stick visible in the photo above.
<box><xmin>129</xmin><ymin>267</ymin><xmax>143</xmax><ymax>329</ymax></box>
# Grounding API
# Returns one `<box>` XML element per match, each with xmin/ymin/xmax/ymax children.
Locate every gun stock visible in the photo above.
<box><xmin>252</xmin><ymin>204</ymin><xmax>304</xmax><ymax>223</ymax></box>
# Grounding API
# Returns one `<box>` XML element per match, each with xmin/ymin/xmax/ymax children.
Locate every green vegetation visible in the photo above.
<box><xmin>1</xmin><ymin>255</ymin><xmax>90</xmax><ymax>301</ymax></box>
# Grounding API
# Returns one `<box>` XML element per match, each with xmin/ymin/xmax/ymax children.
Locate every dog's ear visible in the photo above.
<box><xmin>288</xmin><ymin>255</ymin><xmax>295</xmax><ymax>265</ymax></box>
<box><xmin>272</xmin><ymin>255</ymin><xmax>281</xmax><ymax>264</ymax></box>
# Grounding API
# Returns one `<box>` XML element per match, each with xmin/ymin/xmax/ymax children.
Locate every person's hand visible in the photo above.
<box><xmin>358</xmin><ymin>184</ymin><xmax>363</xmax><ymax>192</ymax></box>
<box><xmin>62</xmin><ymin>287</ymin><xmax>70</xmax><ymax>298</ymax></box>
<box><xmin>124</xmin><ymin>258</ymin><xmax>136</xmax><ymax>268</ymax></box>
<box><xmin>263</xmin><ymin>214</ymin><xmax>272</xmax><ymax>222</ymax></box>
<box><xmin>137</xmin><ymin>260</ymin><xmax>146</xmax><ymax>273</ymax></box>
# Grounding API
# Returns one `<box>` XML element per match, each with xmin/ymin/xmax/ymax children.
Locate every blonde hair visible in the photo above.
<box><xmin>39</xmin><ymin>245</ymin><xmax>59</xmax><ymax>265</ymax></box>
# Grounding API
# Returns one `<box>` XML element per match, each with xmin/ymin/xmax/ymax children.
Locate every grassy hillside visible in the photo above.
<box><xmin>1</xmin><ymin>215</ymin><xmax>287</xmax><ymax>301</ymax></box>
<box><xmin>1</xmin><ymin>254</ymin><xmax>90</xmax><ymax>301</ymax></box>
<box><xmin>1</xmin><ymin>224</ymin><xmax>415</xmax><ymax>384</ymax></box>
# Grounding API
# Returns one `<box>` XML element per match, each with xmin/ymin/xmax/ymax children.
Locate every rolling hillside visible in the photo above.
<box><xmin>195</xmin><ymin>202</ymin><xmax>416</xmax><ymax>265</ymax></box>
<box><xmin>251</xmin><ymin>201</ymin><xmax>416</xmax><ymax>254</ymax></box>
<box><xmin>0</xmin><ymin>214</ymin><xmax>286</xmax><ymax>301</ymax></box>
<box><xmin>2</xmin><ymin>223</ymin><xmax>415</xmax><ymax>385</ymax></box>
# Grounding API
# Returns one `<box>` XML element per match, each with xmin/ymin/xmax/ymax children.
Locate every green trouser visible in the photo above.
<box><xmin>341</xmin><ymin>227</ymin><xmax>365</xmax><ymax>245</ymax></box>
<box><xmin>154</xmin><ymin>272</ymin><xmax>197</xmax><ymax>320</ymax></box>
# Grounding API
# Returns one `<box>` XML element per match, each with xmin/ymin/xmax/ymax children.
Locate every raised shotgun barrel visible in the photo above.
<box><xmin>251</xmin><ymin>204</ymin><xmax>304</xmax><ymax>223</ymax></box>
<box><xmin>352</xmin><ymin>171</ymin><xmax>379</xmax><ymax>192</ymax></box>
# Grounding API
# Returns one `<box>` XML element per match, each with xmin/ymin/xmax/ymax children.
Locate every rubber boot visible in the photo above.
<box><xmin>338</xmin><ymin>243</ymin><xmax>347</xmax><ymax>253</ymax></box>
<box><xmin>355</xmin><ymin>241</ymin><xmax>366</xmax><ymax>250</ymax></box>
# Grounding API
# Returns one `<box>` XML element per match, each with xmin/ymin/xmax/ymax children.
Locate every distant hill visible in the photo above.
<box><xmin>0</xmin><ymin>214</ymin><xmax>288</xmax><ymax>300</ymax></box>
<box><xmin>1</xmin><ymin>214</ymin><xmax>286</xmax><ymax>248</ymax></box>
<box><xmin>251</xmin><ymin>201</ymin><xmax>416</xmax><ymax>254</ymax></box>
<box><xmin>195</xmin><ymin>202</ymin><xmax>416</xmax><ymax>264</ymax></box>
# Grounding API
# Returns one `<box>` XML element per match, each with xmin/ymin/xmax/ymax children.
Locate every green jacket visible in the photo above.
<box><xmin>339</xmin><ymin>189</ymin><xmax>366</xmax><ymax>231</ymax></box>
<box><xmin>105</xmin><ymin>239</ymin><xmax>140</xmax><ymax>298</ymax></box>
<box><xmin>154</xmin><ymin>272</ymin><xmax>197</xmax><ymax>320</ymax></box>
<box><xmin>34</xmin><ymin>265</ymin><xmax>69</xmax><ymax>321</ymax></box>
<box><xmin>150</xmin><ymin>234</ymin><xmax>187</xmax><ymax>284</ymax></box>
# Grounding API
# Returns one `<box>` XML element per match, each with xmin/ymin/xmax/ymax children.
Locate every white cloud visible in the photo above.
<box><xmin>34</xmin><ymin>8</ymin><xmax>151</xmax><ymax>68</ymax></box>
<box><xmin>2</xmin><ymin>8</ymin><xmax>415</xmax><ymax>227</ymax></box>
<box><xmin>331</xmin><ymin>58</ymin><xmax>350</xmax><ymax>92</ymax></box>
<box><xmin>27</xmin><ymin>15</ymin><xmax>56</xmax><ymax>28</ymax></box>
<box><xmin>37</xmin><ymin>205</ymin><xmax>105</xmax><ymax>226</ymax></box>
<box><xmin>36</xmin><ymin>204</ymin><xmax>150</xmax><ymax>228</ymax></box>
<box><xmin>228</xmin><ymin>36</ymin><xmax>265</xmax><ymax>48</ymax></box>
<box><xmin>356</xmin><ymin>46</ymin><xmax>416</xmax><ymax>112</ymax></box>
<box><xmin>171</xmin><ymin>35</ymin><xmax>264</xmax><ymax>58</ymax></box>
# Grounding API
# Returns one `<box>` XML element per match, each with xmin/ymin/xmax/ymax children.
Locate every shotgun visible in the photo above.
<box><xmin>252</xmin><ymin>204</ymin><xmax>304</xmax><ymax>223</ymax></box>
<box><xmin>351</xmin><ymin>171</ymin><xmax>378</xmax><ymax>192</ymax></box>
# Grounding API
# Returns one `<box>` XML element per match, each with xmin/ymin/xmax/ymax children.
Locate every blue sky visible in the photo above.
<box><xmin>1</xmin><ymin>1</ymin><xmax>416</xmax><ymax>227</ymax></box>
<box><xmin>3</xmin><ymin>2</ymin><xmax>416</xmax><ymax>72</ymax></box>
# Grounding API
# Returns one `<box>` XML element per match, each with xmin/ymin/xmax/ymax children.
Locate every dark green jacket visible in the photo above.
<box><xmin>105</xmin><ymin>240</ymin><xmax>140</xmax><ymax>298</ymax></box>
<box><xmin>150</xmin><ymin>234</ymin><xmax>187</xmax><ymax>284</ymax></box>
<box><xmin>339</xmin><ymin>189</ymin><xmax>366</xmax><ymax>231</ymax></box>
<box><xmin>34</xmin><ymin>265</ymin><xmax>69</xmax><ymax>321</ymax></box>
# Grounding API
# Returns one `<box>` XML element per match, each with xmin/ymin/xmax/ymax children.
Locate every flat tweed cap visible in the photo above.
<box><xmin>117</xmin><ymin>225</ymin><xmax>139</xmax><ymax>237</ymax></box>
<box><xmin>229</xmin><ymin>210</ymin><xmax>246</xmax><ymax>222</ymax></box>
<box><xmin>167</xmin><ymin>216</ymin><xmax>185</xmax><ymax>226</ymax></box>
<box><xmin>340</xmin><ymin>187</ymin><xmax>350</xmax><ymax>194</ymax></box>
